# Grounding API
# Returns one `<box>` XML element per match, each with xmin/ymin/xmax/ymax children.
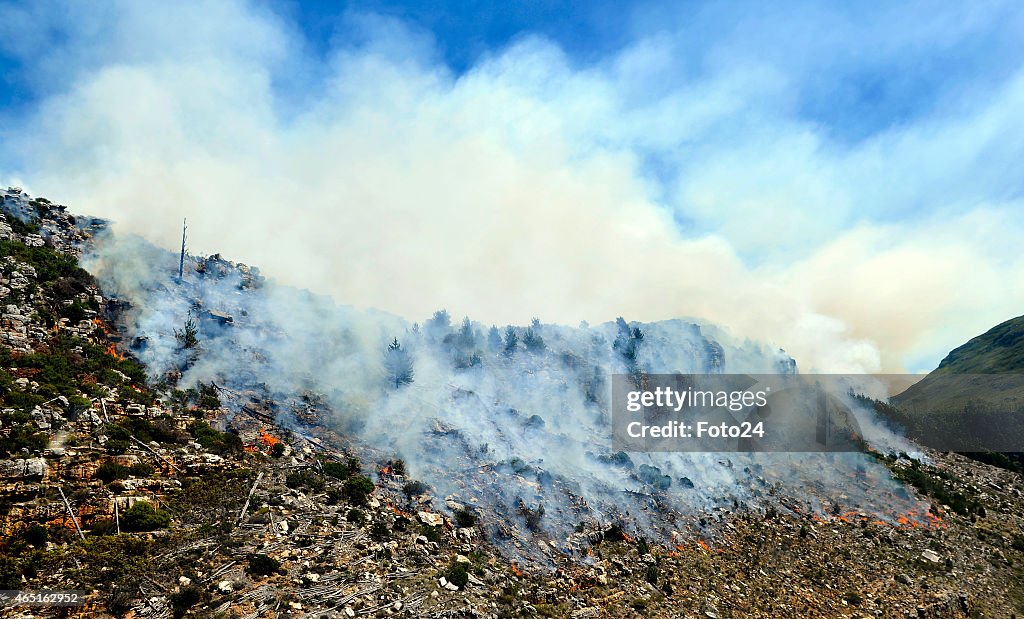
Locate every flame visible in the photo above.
<box><xmin>510</xmin><ymin>562</ymin><xmax>526</xmax><ymax>577</ymax></box>
<box><xmin>244</xmin><ymin>445</ymin><xmax>259</xmax><ymax>453</ymax></box>
<box><xmin>697</xmin><ymin>539</ymin><xmax>711</xmax><ymax>552</ymax></box>
<box><xmin>106</xmin><ymin>343</ymin><xmax>124</xmax><ymax>360</ymax></box>
<box><xmin>260</xmin><ymin>430</ymin><xmax>280</xmax><ymax>447</ymax></box>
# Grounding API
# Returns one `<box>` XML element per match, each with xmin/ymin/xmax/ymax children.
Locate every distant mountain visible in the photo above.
<box><xmin>890</xmin><ymin>315</ymin><xmax>1024</xmax><ymax>454</ymax></box>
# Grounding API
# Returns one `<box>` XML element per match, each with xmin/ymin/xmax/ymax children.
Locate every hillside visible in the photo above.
<box><xmin>932</xmin><ymin>315</ymin><xmax>1024</xmax><ymax>375</ymax></box>
<box><xmin>3</xmin><ymin>187</ymin><xmax>1024</xmax><ymax>617</ymax></box>
<box><xmin>888</xmin><ymin>316</ymin><xmax>1024</xmax><ymax>453</ymax></box>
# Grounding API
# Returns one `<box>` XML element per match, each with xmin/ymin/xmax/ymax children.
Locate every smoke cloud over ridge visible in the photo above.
<box><xmin>83</xmin><ymin>230</ymin><xmax>929</xmax><ymax>561</ymax></box>
<box><xmin>2</xmin><ymin>1</ymin><xmax>1024</xmax><ymax>372</ymax></box>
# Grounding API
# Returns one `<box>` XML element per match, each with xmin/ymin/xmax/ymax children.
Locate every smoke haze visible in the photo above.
<box><xmin>2</xmin><ymin>1</ymin><xmax>1024</xmax><ymax>372</ymax></box>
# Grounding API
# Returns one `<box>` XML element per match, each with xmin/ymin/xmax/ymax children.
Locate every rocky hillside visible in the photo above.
<box><xmin>2</xmin><ymin>188</ymin><xmax>1024</xmax><ymax>618</ymax></box>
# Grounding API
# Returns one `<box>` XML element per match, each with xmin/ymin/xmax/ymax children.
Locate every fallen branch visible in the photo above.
<box><xmin>237</xmin><ymin>471</ymin><xmax>265</xmax><ymax>526</ymax></box>
<box><xmin>129</xmin><ymin>435</ymin><xmax>183</xmax><ymax>472</ymax></box>
<box><xmin>58</xmin><ymin>485</ymin><xmax>85</xmax><ymax>540</ymax></box>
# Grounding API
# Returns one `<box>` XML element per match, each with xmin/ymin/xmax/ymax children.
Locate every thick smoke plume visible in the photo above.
<box><xmin>85</xmin><ymin>231</ymin><xmax>932</xmax><ymax>564</ymax></box>
<box><xmin>4</xmin><ymin>2</ymin><xmax>1024</xmax><ymax>373</ymax></box>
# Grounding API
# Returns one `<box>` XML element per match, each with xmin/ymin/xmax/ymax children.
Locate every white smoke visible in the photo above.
<box><xmin>1</xmin><ymin>1</ymin><xmax>1023</xmax><ymax>373</ymax></box>
<box><xmin>84</xmin><ymin>231</ymin><xmax>932</xmax><ymax>562</ymax></box>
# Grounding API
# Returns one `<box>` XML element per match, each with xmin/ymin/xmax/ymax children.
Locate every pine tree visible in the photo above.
<box><xmin>487</xmin><ymin>325</ymin><xmax>502</xmax><ymax>351</ymax></box>
<box><xmin>503</xmin><ymin>326</ymin><xmax>519</xmax><ymax>356</ymax></box>
<box><xmin>174</xmin><ymin>311</ymin><xmax>199</xmax><ymax>349</ymax></box>
<box><xmin>384</xmin><ymin>338</ymin><xmax>414</xmax><ymax>387</ymax></box>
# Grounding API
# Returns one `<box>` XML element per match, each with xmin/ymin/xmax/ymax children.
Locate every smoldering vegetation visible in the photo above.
<box><xmin>83</xmin><ymin>231</ymin><xmax>931</xmax><ymax>564</ymax></box>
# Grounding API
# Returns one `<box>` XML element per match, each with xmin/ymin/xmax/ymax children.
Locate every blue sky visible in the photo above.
<box><xmin>1</xmin><ymin>0</ymin><xmax>1023</xmax><ymax>373</ymax></box>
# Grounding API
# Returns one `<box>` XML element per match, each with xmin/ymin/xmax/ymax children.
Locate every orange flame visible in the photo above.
<box><xmin>260</xmin><ymin>431</ymin><xmax>280</xmax><ymax>447</ymax></box>
<box><xmin>106</xmin><ymin>343</ymin><xmax>124</xmax><ymax>360</ymax></box>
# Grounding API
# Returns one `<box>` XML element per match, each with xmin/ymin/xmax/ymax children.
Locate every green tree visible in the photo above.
<box><xmin>121</xmin><ymin>501</ymin><xmax>171</xmax><ymax>532</ymax></box>
<box><xmin>384</xmin><ymin>338</ymin><xmax>414</xmax><ymax>387</ymax></box>
<box><xmin>174</xmin><ymin>311</ymin><xmax>199</xmax><ymax>349</ymax></box>
<box><xmin>503</xmin><ymin>327</ymin><xmax>518</xmax><ymax>356</ymax></box>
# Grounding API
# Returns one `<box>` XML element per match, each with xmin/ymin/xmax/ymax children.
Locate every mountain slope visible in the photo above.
<box><xmin>890</xmin><ymin>315</ymin><xmax>1024</xmax><ymax>453</ymax></box>
<box><xmin>932</xmin><ymin>314</ymin><xmax>1024</xmax><ymax>374</ymax></box>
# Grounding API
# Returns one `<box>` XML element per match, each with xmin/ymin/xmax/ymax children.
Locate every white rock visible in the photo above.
<box><xmin>418</xmin><ymin>511</ymin><xmax>443</xmax><ymax>527</ymax></box>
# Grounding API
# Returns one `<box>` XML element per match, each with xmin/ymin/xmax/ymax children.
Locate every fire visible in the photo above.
<box><xmin>510</xmin><ymin>562</ymin><xmax>526</xmax><ymax>577</ymax></box>
<box><xmin>380</xmin><ymin>466</ymin><xmax>392</xmax><ymax>475</ymax></box>
<box><xmin>697</xmin><ymin>539</ymin><xmax>711</xmax><ymax>552</ymax></box>
<box><xmin>106</xmin><ymin>343</ymin><xmax>124</xmax><ymax>360</ymax></box>
<box><xmin>260</xmin><ymin>430</ymin><xmax>280</xmax><ymax>447</ymax></box>
<box><xmin>244</xmin><ymin>445</ymin><xmax>258</xmax><ymax>453</ymax></box>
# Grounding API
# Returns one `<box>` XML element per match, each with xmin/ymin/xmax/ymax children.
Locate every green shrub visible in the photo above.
<box><xmin>444</xmin><ymin>562</ymin><xmax>469</xmax><ymax>588</ymax></box>
<box><xmin>0</xmin><ymin>556</ymin><xmax>20</xmax><ymax>589</ymax></box>
<box><xmin>285</xmin><ymin>470</ymin><xmax>325</xmax><ymax>492</ymax></box>
<box><xmin>370</xmin><ymin>519</ymin><xmax>390</xmax><ymax>541</ymax></box>
<box><xmin>325</xmin><ymin>487</ymin><xmax>343</xmax><ymax>505</ymax></box>
<box><xmin>189</xmin><ymin>420</ymin><xmax>241</xmax><ymax>454</ymax></box>
<box><xmin>246</xmin><ymin>554</ymin><xmax>280</xmax><ymax>577</ymax></box>
<box><xmin>343</xmin><ymin>475</ymin><xmax>375</xmax><ymax>506</ymax></box>
<box><xmin>403</xmin><ymin>480</ymin><xmax>428</xmax><ymax>497</ymax></box>
<box><xmin>121</xmin><ymin>501</ymin><xmax>170</xmax><ymax>532</ymax></box>
<box><xmin>420</xmin><ymin>525</ymin><xmax>442</xmax><ymax>544</ymax></box>
<box><xmin>105</xmin><ymin>439</ymin><xmax>130</xmax><ymax>455</ymax></box>
<box><xmin>454</xmin><ymin>509</ymin><xmax>477</xmax><ymax>528</ymax></box>
<box><xmin>61</xmin><ymin>300</ymin><xmax>91</xmax><ymax>324</ymax></box>
<box><xmin>322</xmin><ymin>460</ymin><xmax>353</xmax><ymax>480</ymax></box>
<box><xmin>0</xmin><ymin>423</ymin><xmax>49</xmax><ymax>456</ymax></box>
<box><xmin>97</xmin><ymin>460</ymin><xmax>129</xmax><ymax>483</ymax></box>
<box><xmin>346</xmin><ymin>508</ymin><xmax>366</xmax><ymax>525</ymax></box>
<box><xmin>169</xmin><ymin>585</ymin><xmax>202</xmax><ymax>618</ymax></box>
<box><xmin>23</xmin><ymin>524</ymin><xmax>48</xmax><ymax>547</ymax></box>
<box><xmin>644</xmin><ymin>564</ymin><xmax>659</xmax><ymax>585</ymax></box>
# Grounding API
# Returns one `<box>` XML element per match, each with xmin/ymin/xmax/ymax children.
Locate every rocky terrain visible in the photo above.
<box><xmin>1</xmin><ymin>188</ymin><xmax>1023</xmax><ymax>618</ymax></box>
